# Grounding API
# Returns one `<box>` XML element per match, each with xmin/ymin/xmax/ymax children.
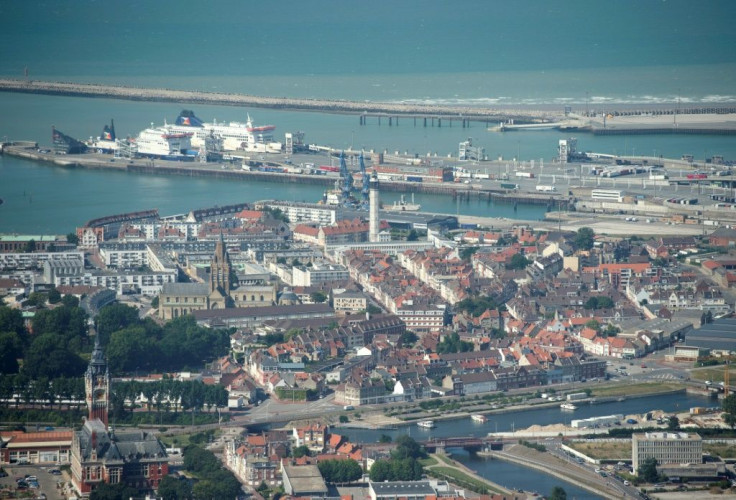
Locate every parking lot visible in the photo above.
<box><xmin>0</xmin><ymin>464</ymin><xmax>67</xmax><ymax>500</ymax></box>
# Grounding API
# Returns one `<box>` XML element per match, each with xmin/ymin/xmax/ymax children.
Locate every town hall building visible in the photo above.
<box><xmin>70</xmin><ymin>338</ymin><xmax>169</xmax><ymax>497</ymax></box>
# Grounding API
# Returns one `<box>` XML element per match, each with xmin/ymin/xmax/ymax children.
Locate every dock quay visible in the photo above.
<box><xmin>2</xmin><ymin>143</ymin><xmax>571</xmax><ymax>208</ymax></box>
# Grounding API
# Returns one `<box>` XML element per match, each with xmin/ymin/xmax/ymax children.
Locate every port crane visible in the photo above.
<box><xmin>339</xmin><ymin>151</ymin><xmax>353</xmax><ymax>205</ymax></box>
<box><xmin>359</xmin><ymin>152</ymin><xmax>369</xmax><ymax>209</ymax></box>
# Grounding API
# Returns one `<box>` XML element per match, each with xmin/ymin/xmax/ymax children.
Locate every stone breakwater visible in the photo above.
<box><xmin>0</xmin><ymin>79</ymin><xmax>558</xmax><ymax>123</ymax></box>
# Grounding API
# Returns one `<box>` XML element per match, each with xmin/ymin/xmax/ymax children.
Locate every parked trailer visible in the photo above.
<box><xmin>406</xmin><ymin>176</ymin><xmax>423</xmax><ymax>182</ymax></box>
<box><xmin>536</xmin><ymin>185</ymin><xmax>556</xmax><ymax>192</ymax></box>
<box><xmin>500</xmin><ymin>183</ymin><xmax>519</xmax><ymax>190</ymax></box>
<box><xmin>516</xmin><ymin>171</ymin><xmax>534</xmax><ymax>178</ymax></box>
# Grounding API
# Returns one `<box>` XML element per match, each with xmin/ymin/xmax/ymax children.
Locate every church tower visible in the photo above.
<box><xmin>210</xmin><ymin>233</ymin><xmax>232</xmax><ymax>294</ymax></box>
<box><xmin>85</xmin><ymin>336</ymin><xmax>110</xmax><ymax>429</ymax></box>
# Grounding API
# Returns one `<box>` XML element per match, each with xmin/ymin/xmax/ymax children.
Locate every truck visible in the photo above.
<box><xmin>536</xmin><ymin>185</ymin><xmax>556</xmax><ymax>192</ymax></box>
<box><xmin>500</xmin><ymin>183</ymin><xmax>519</xmax><ymax>190</ymax></box>
<box><xmin>516</xmin><ymin>171</ymin><xmax>534</xmax><ymax>178</ymax></box>
<box><xmin>406</xmin><ymin>176</ymin><xmax>423</xmax><ymax>182</ymax></box>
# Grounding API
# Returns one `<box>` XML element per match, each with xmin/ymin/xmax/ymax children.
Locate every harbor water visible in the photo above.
<box><xmin>337</xmin><ymin>392</ymin><xmax>712</xmax><ymax>443</ymax></box>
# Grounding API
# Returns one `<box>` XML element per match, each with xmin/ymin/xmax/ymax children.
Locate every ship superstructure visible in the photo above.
<box><xmin>134</xmin><ymin>124</ymin><xmax>194</xmax><ymax>160</ymax></box>
<box><xmin>169</xmin><ymin>110</ymin><xmax>282</xmax><ymax>153</ymax></box>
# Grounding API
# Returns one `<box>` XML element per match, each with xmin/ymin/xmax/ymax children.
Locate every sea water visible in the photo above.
<box><xmin>1</xmin><ymin>0</ymin><xmax>736</xmax><ymax>232</ymax></box>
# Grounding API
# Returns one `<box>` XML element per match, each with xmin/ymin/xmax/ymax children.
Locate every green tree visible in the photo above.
<box><xmin>722</xmin><ymin>394</ymin><xmax>736</xmax><ymax>428</ymax></box>
<box><xmin>89</xmin><ymin>482</ymin><xmax>138</xmax><ymax>500</ymax></box>
<box><xmin>407</xmin><ymin>229</ymin><xmax>419</xmax><ymax>241</ymax></box>
<box><xmin>26</xmin><ymin>291</ymin><xmax>47</xmax><ymax>308</ymax></box>
<box><xmin>47</xmin><ymin>288</ymin><xmax>62</xmax><ymax>304</ymax></box>
<box><xmin>507</xmin><ymin>252</ymin><xmax>530</xmax><ymax>270</ymax></box>
<box><xmin>318</xmin><ymin>458</ymin><xmax>362</xmax><ymax>484</ymax></box>
<box><xmin>0</xmin><ymin>306</ymin><xmax>25</xmax><ymax>336</ymax></box>
<box><xmin>61</xmin><ymin>294</ymin><xmax>80</xmax><ymax>308</ymax></box>
<box><xmin>637</xmin><ymin>457</ymin><xmax>659</xmax><ymax>483</ymax></box>
<box><xmin>549</xmin><ymin>486</ymin><xmax>567</xmax><ymax>500</ymax></box>
<box><xmin>584</xmin><ymin>319</ymin><xmax>601</xmax><ymax>332</ymax></box>
<box><xmin>393</xmin><ymin>436</ymin><xmax>424</xmax><ymax>459</ymax></box>
<box><xmin>95</xmin><ymin>303</ymin><xmax>141</xmax><ymax>345</ymax></box>
<box><xmin>667</xmin><ymin>415</ymin><xmax>680</xmax><ymax>431</ymax></box>
<box><xmin>0</xmin><ymin>332</ymin><xmax>23</xmax><ymax>374</ymax></box>
<box><xmin>400</xmin><ymin>331</ymin><xmax>418</xmax><ymax>346</ymax></box>
<box><xmin>158</xmin><ymin>475</ymin><xmax>192</xmax><ymax>500</ymax></box>
<box><xmin>22</xmin><ymin>333</ymin><xmax>86</xmax><ymax>379</ymax></box>
<box><xmin>379</xmin><ymin>434</ymin><xmax>392</xmax><ymax>443</ymax></box>
<box><xmin>310</xmin><ymin>291</ymin><xmax>328</xmax><ymax>303</ymax></box>
<box><xmin>23</xmin><ymin>239</ymin><xmax>36</xmax><ymax>253</ymax></box>
<box><xmin>459</xmin><ymin>246</ymin><xmax>479</xmax><ymax>261</ymax></box>
<box><xmin>437</xmin><ymin>332</ymin><xmax>473</xmax><ymax>354</ymax></box>
<box><xmin>66</xmin><ymin>232</ymin><xmax>79</xmax><ymax>245</ymax></box>
<box><xmin>292</xmin><ymin>445</ymin><xmax>311</xmax><ymax>458</ymax></box>
<box><xmin>575</xmin><ymin>227</ymin><xmax>595</xmax><ymax>251</ymax></box>
<box><xmin>151</xmin><ymin>296</ymin><xmax>159</xmax><ymax>309</ymax></box>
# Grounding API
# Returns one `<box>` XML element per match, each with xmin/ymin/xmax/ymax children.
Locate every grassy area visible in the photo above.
<box><xmin>591</xmin><ymin>382</ymin><xmax>684</xmax><ymax>398</ymax></box>
<box><xmin>704</xmin><ymin>442</ymin><xmax>736</xmax><ymax>459</ymax></box>
<box><xmin>428</xmin><ymin>466</ymin><xmax>504</xmax><ymax>495</ymax></box>
<box><xmin>691</xmin><ymin>367</ymin><xmax>727</xmax><ymax>383</ymax></box>
<box><xmin>418</xmin><ymin>456</ymin><xmax>437</xmax><ymax>467</ymax></box>
<box><xmin>566</xmin><ymin>440</ymin><xmax>632</xmax><ymax>460</ymax></box>
<box><xmin>159</xmin><ymin>429</ymin><xmax>220</xmax><ymax>448</ymax></box>
<box><xmin>435</xmin><ymin>453</ymin><xmax>455</xmax><ymax>466</ymax></box>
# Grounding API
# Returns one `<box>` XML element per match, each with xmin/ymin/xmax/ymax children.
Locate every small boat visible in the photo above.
<box><xmin>384</xmin><ymin>193</ymin><xmax>421</xmax><ymax>212</ymax></box>
<box><xmin>417</xmin><ymin>420</ymin><xmax>435</xmax><ymax>429</ymax></box>
<box><xmin>560</xmin><ymin>403</ymin><xmax>578</xmax><ymax>411</ymax></box>
<box><xmin>471</xmin><ymin>414</ymin><xmax>488</xmax><ymax>423</ymax></box>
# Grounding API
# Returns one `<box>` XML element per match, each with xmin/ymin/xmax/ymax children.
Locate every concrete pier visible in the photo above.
<box><xmin>0</xmin><ymin>79</ymin><xmax>556</xmax><ymax>124</ymax></box>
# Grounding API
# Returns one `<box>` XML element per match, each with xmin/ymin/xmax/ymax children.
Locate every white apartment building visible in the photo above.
<box><xmin>632</xmin><ymin>432</ymin><xmax>702</xmax><ymax>471</ymax></box>
<box><xmin>292</xmin><ymin>263</ymin><xmax>349</xmax><ymax>287</ymax></box>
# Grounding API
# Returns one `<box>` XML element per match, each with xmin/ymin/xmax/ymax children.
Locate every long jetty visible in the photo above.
<box><xmin>0</xmin><ymin>78</ymin><xmax>556</xmax><ymax>124</ymax></box>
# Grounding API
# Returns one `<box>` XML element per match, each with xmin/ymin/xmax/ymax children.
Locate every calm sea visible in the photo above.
<box><xmin>1</xmin><ymin>0</ymin><xmax>735</xmax><ymax>233</ymax></box>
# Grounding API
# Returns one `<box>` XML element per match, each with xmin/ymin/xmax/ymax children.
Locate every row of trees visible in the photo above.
<box><xmin>0</xmin><ymin>374</ymin><xmax>85</xmax><ymax>409</ymax></box>
<box><xmin>109</xmin><ymin>379</ymin><xmax>228</xmax><ymax>422</ymax></box>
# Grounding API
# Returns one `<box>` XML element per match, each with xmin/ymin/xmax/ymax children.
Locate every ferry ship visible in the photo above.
<box><xmin>87</xmin><ymin>119</ymin><xmax>119</xmax><ymax>154</ymax></box>
<box><xmin>560</xmin><ymin>403</ymin><xmax>578</xmax><ymax>411</ymax></box>
<box><xmin>471</xmin><ymin>414</ymin><xmax>488</xmax><ymax>423</ymax></box>
<box><xmin>417</xmin><ymin>420</ymin><xmax>435</xmax><ymax>429</ymax></box>
<box><xmin>170</xmin><ymin>110</ymin><xmax>282</xmax><ymax>153</ymax></box>
<box><xmin>133</xmin><ymin>125</ymin><xmax>195</xmax><ymax>160</ymax></box>
<box><xmin>383</xmin><ymin>194</ymin><xmax>421</xmax><ymax>212</ymax></box>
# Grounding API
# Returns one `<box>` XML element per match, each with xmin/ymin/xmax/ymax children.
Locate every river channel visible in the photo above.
<box><xmin>335</xmin><ymin>392</ymin><xmax>714</xmax><ymax>499</ymax></box>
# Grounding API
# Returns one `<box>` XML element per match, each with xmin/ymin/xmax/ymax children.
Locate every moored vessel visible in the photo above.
<box><xmin>417</xmin><ymin>420</ymin><xmax>435</xmax><ymax>429</ymax></box>
<box><xmin>383</xmin><ymin>193</ymin><xmax>421</xmax><ymax>212</ymax></box>
<box><xmin>560</xmin><ymin>403</ymin><xmax>578</xmax><ymax>411</ymax></box>
<box><xmin>471</xmin><ymin>414</ymin><xmax>488</xmax><ymax>423</ymax></box>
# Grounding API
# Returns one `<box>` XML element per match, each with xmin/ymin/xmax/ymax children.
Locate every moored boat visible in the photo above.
<box><xmin>560</xmin><ymin>403</ymin><xmax>578</xmax><ymax>411</ymax></box>
<box><xmin>384</xmin><ymin>193</ymin><xmax>421</xmax><ymax>212</ymax></box>
<box><xmin>471</xmin><ymin>414</ymin><xmax>488</xmax><ymax>423</ymax></box>
<box><xmin>417</xmin><ymin>420</ymin><xmax>435</xmax><ymax>429</ymax></box>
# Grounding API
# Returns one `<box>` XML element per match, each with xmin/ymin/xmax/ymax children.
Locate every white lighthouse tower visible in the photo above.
<box><xmin>369</xmin><ymin>170</ymin><xmax>380</xmax><ymax>242</ymax></box>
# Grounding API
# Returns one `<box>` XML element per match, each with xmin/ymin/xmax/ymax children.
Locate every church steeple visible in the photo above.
<box><xmin>85</xmin><ymin>335</ymin><xmax>110</xmax><ymax>429</ymax></box>
<box><xmin>210</xmin><ymin>231</ymin><xmax>232</xmax><ymax>294</ymax></box>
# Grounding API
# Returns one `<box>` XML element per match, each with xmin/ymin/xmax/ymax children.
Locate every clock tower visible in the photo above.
<box><xmin>85</xmin><ymin>336</ymin><xmax>110</xmax><ymax>429</ymax></box>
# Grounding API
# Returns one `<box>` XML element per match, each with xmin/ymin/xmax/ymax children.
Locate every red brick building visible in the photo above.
<box><xmin>70</xmin><ymin>339</ymin><xmax>169</xmax><ymax>497</ymax></box>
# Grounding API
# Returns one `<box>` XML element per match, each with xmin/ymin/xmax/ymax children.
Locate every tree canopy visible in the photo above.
<box><xmin>454</xmin><ymin>296</ymin><xmax>498</xmax><ymax>317</ymax></box>
<box><xmin>318</xmin><ymin>458</ymin><xmax>362</xmax><ymax>484</ymax></box>
<box><xmin>507</xmin><ymin>252</ymin><xmax>530</xmax><ymax>270</ymax></box>
<box><xmin>575</xmin><ymin>227</ymin><xmax>595</xmax><ymax>251</ymax></box>
<box><xmin>436</xmin><ymin>332</ymin><xmax>473</xmax><ymax>354</ymax></box>
<box><xmin>549</xmin><ymin>486</ymin><xmax>567</xmax><ymax>500</ymax></box>
<box><xmin>637</xmin><ymin>457</ymin><xmax>661</xmax><ymax>483</ymax></box>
